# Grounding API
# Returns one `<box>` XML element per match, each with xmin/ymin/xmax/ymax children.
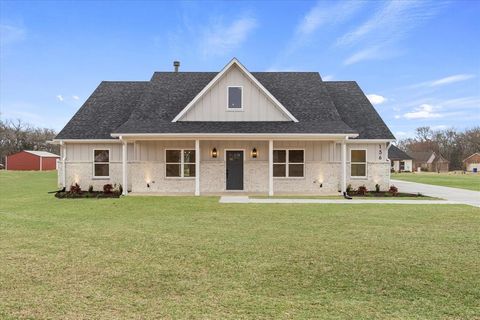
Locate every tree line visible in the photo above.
<box><xmin>0</xmin><ymin>119</ymin><xmax>59</xmax><ymax>165</ymax></box>
<box><xmin>397</xmin><ymin>126</ymin><xmax>480</xmax><ymax>170</ymax></box>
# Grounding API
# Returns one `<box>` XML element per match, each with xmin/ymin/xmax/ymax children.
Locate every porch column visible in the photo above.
<box><xmin>195</xmin><ymin>139</ymin><xmax>200</xmax><ymax>196</ymax></box>
<box><xmin>269</xmin><ymin>139</ymin><xmax>273</xmax><ymax>196</ymax></box>
<box><xmin>341</xmin><ymin>141</ymin><xmax>347</xmax><ymax>194</ymax></box>
<box><xmin>122</xmin><ymin>139</ymin><xmax>128</xmax><ymax>196</ymax></box>
<box><xmin>61</xmin><ymin>142</ymin><xmax>66</xmax><ymax>188</ymax></box>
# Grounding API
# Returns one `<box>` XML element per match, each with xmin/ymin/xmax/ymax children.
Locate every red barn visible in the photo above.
<box><xmin>5</xmin><ymin>150</ymin><xmax>60</xmax><ymax>171</ymax></box>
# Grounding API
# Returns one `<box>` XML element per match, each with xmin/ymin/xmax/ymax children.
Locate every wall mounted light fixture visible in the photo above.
<box><xmin>252</xmin><ymin>148</ymin><xmax>257</xmax><ymax>159</ymax></box>
<box><xmin>212</xmin><ymin>148</ymin><xmax>218</xmax><ymax>158</ymax></box>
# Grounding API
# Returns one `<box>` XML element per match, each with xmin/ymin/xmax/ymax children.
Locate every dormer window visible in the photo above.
<box><xmin>228</xmin><ymin>86</ymin><xmax>243</xmax><ymax>110</ymax></box>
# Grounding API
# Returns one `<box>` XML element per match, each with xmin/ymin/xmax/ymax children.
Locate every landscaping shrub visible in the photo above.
<box><xmin>88</xmin><ymin>185</ymin><xmax>94</xmax><ymax>193</ymax></box>
<box><xmin>357</xmin><ymin>185</ymin><xmax>368</xmax><ymax>196</ymax></box>
<box><xmin>346</xmin><ymin>184</ymin><xmax>353</xmax><ymax>195</ymax></box>
<box><xmin>103</xmin><ymin>184</ymin><xmax>113</xmax><ymax>194</ymax></box>
<box><xmin>69</xmin><ymin>183</ymin><xmax>81</xmax><ymax>194</ymax></box>
<box><xmin>375</xmin><ymin>184</ymin><xmax>380</xmax><ymax>193</ymax></box>
<box><xmin>389</xmin><ymin>185</ymin><xmax>399</xmax><ymax>196</ymax></box>
<box><xmin>113</xmin><ymin>183</ymin><xmax>123</xmax><ymax>195</ymax></box>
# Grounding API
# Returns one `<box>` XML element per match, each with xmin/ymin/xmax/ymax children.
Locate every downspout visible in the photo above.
<box><xmin>386</xmin><ymin>142</ymin><xmax>392</xmax><ymax>186</ymax></box>
<box><xmin>342</xmin><ymin>136</ymin><xmax>352</xmax><ymax>199</ymax></box>
<box><xmin>119</xmin><ymin>136</ymin><xmax>128</xmax><ymax>196</ymax></box>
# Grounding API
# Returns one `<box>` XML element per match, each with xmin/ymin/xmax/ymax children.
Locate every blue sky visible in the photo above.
<box><xmin>1</xmin><ymin>0</ymin><xmax>479</xmax><ymax>139</ymax></box>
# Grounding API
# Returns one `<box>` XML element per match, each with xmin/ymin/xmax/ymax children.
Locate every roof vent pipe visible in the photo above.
<box><xmin>173</xmin><ymin>61</ymin><xmax>180</xmax><ymax>72</ymax></box>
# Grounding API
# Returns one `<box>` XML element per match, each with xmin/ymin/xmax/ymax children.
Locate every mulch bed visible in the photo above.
<box><xmin>55</xmin><ymin>191</ymin><xmax>121</xmax><ymax>199</ymax></box>
<box><xmin>347</xmin><ymin>192</ymin><xmax>426</xmax><ymax>198</ymax></box>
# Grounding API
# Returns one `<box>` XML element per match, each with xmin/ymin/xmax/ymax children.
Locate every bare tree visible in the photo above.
<box><xmin>0</xmin><ymin>118</ymin><xmax>59</xmax><ymax>165</ymax></box>
<box><xmin>398</xmin><ymin>126</ymin><xmax>480</xmax><ymax>170</ymax></box>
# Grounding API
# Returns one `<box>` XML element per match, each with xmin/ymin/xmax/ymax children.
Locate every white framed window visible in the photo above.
<box><xmin>93</xmin><ymin>149</ymin><xmax>110</xmax><ymax>178</ymax></box>
<box><xmin>227</xmin><ymin>86</ymin><xmax>243</xmax><ymax>110</ymax></box>
<box><xmin>273</xmin><ymin>149</ymin><xmax>304</xmax><ymax>178</ymax></box>
<box><xmin>165</xmin><ymin>149</ymin><xmax>196</xmax><ymax>178</ymax></box>
<box><xmin>351</xmin><ymin>149</ymin><xmax>367</xmax><ymax>178</ymax></box>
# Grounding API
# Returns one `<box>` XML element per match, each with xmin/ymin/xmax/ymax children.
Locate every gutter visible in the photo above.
<box><xmin>109</xmin><ymin>133</ymin><xmax>360</xmax><ymax>140</ymax></box>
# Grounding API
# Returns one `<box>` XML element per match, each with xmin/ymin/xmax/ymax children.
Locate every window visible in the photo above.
<box><xmin>93</xmin><ymin>149</ymin><xmax>109</xmax><ymax>178</ymax></box>
<box><xmin>399</xmin><ymin>161</ymin><xmax>405</xmax><ymax>171</ymax></box>
<box><xmin>351</xmin><ymin>149</ymin><xmax>366</xmax><ymax>177</ymax></box>
<box><xmin>273</xmin><ymin>149</ymin><xmax>304</xmax><ymax>177</ymax></box>
<box><xmin>166</xmin><ymin>149</ymin><xmax>195</xmax><ymax>178</ymax></box>
<box><xmin>228</xmin><ymin>86</ymin><xmax>242</xmax><ymax>109</ymax></box>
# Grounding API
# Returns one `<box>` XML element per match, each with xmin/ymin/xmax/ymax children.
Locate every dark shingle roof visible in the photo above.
<box><xmin>113</xmin><ymin>72</ymin><xmax>355</xmax><ymax>135</ymax></box>
<box><xmin>409</xmin><ymin>151</ymin><xmax>434</xmax><ymax>163</ymax></box>
<box><xmin>324</xmin><ymin>81</ymin><xmax>395</xmax><ymax>140</ymax></box>
<box><xmin>56</xmin><ymin>72</ymin><xmax>394</xmax><ymax>140</ymax></box>
<box><xmin>56</xmin><ymin>81</ymin><xmax>148</xmax><ymax>139</ymax></box>
<box><xmin>388</xmin><ymin>145</ymin><xmax>413</xmax><ymax>160</ymax></box>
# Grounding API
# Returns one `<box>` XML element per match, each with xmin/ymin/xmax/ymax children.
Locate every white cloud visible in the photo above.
<box><xmin>322</xmin><ymin>75</ymin><xmax>334</xmax><ymax>81</ymax></box>
<box><xmin>338</xmin><ymin>1</ymin><xmax>444</xmax><ymax>65</ymax></box>
<box><xmin>394</xmin><ymin>115</ymin><xmax>401</xmax><ymax>119</ymax></box>
<box><xmin>427</xmin><ymin>74</ymin><xmax>476</xmax><ymax>87</ymax></box>
<box><xmin>0</xmin><ymin>24</ymin><xmax>26</xmax><ymax>45</ymax></box>
<box><xmin>56</xmin><ymin>95</ymin><xmax>64</xmax><ymax>102</ymax></box>
<box><xmin>201</xmin><ymin>16</ymin><xmax>257</xmax><ymax>56</ymax></box>
<box><xmin>269</xmin><ymin>1</ymin><xmax>363</xmax><ymax>70</ymax></box>
<box><xmin>72</xmin><ymin>95</ymin><xmax>80</xmax><ymax>100</ymax></box>
<box><xmin>297</xmin><ymin>1</ymin><xmax>363</xmax><ymax>36</ymax></box>
<box><xmin>403</xmin><ymin>104</ymin><xmax>442</xmax><ymax>119</ymax></box>
<box><xmin>366</xmin><ymin>94</ymin><xmax>387</xmax><ymax>105</ymax></box>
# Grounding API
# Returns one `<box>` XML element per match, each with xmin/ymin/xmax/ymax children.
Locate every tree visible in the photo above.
<box><xmin>398</xmin><ymin>126</ymin><xmax>480</xmax><ymax>170</ymax></box>
<box><xmin>0</xmin><ymin>118</ymin><xmax>59</xmax><ymax>165</ymax></box>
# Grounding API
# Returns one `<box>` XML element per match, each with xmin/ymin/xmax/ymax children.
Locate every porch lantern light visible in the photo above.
<box><xmin>212</xmin><ymin>148</ymin><xmax>218</xmax><ymax>158</ymax></box>
<box><xmin>251</xmin><ymin>148</ymin><xmax>258</xmax><ymax>158</ymax></box>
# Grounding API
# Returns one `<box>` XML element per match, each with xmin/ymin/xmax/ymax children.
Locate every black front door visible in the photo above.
<box><xmin>226</xmin><ymin>150</ymin><xmax>244</xmax><ymax>190</ymax></box>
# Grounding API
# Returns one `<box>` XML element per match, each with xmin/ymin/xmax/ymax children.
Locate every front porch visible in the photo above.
<box><xmin>114</xmin><ymin>136</ymin><xmax>388</xmax><ymax>196</ymax></box>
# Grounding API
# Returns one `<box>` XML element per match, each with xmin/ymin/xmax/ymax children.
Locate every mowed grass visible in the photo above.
<box><xmin>392</xmin><ymin>172</ymin><xmax>480</xmax><ymax>191</ymax></box>
<box><xmin>0</xmin><ymin>171</ymin><xmax>479</xmax><ymax>319</ymax></box>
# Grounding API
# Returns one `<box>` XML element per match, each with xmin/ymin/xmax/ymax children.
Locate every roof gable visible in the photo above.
<box><xmin>463</xmin><ymin>152</ymin><xmax>480</xmax><ymax>163</ymax></box>
<box><xmin>388</xmin><ymin>145</ymin><xmax>413</xmax><ymax>160</ymax></box>
<box><xmin>172</xmin><ymin>58</ymin><xmax>298</xmax><ymax>122</ymax></box>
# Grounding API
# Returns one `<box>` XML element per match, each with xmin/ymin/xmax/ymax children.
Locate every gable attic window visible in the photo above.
<box><xmin>227</xmin><ymin>86</ymin><xmax>243</xmax><ymax>110</ymax></box>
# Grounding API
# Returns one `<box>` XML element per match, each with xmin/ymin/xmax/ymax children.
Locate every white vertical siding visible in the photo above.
<box><xmin>180</xmin><ymin>65</ymin><xmax>290</xmax><ymax>122</ymax></box>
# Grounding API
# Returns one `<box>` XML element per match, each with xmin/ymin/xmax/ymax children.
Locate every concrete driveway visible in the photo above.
<box><xmin>391</xmin><ymin>179</ymin><xmax>480</xmax><ymax>208</ymax></box>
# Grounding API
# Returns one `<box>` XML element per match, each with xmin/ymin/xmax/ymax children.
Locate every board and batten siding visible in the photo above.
<box><xmin>134</xmin><ymin>140</ymin><xmax>336</xmax><ymax>162</ymax></box>
<box><xmin>179</xmin><ymin>65</ymin><xmax>291</xmax><ymax>122</ymax></box>
<box><xmin>65</xmin><ymin>143</ymin><xmax>134</xmax><ymax>162</ymax></box>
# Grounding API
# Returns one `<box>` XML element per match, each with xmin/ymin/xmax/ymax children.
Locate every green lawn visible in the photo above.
<box><xmin>392</xmin><ymin>172</ymin><xmax>480</xmax><ymax>191</ymax></box>
<box><xmin>1</xmin><ymin>171</ymin><xmax>479</xmax><ymax>319</ymax></box>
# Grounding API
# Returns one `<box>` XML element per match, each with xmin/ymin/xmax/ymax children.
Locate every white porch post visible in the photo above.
<box><xmin>341</xmin><ymin>140</ymin><xmax>347</xmax><ymax>194</ymax></box>
<box><xmin>61</xmin><ymin>142</ymin><xmax>66</xmax><ymax>188</ymax></box>
<box><xmin>195</xmin><ymin>139</ymin><xmax>200</xmax><ymax>196</ymax></box>
<box><xmin>122</xmin><ymin>139</ymin><xmax>128</xmax><ymax>196</ymax></box>
<box><xmin>39</xmin><ymin>156</ymin><xmax>43</xmax><ymax>171</ymax></box>
<box><xmin>269</xmin><ymin>139</ymin><xmax>273</xmax><ymax>196</ymax></box>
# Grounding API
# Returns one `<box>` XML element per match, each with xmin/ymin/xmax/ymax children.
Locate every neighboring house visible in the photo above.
<box><xmin>410</xmin><ymin>150</ymin><xmax>449</xmax><ymax>172</ymax></box>
<box><xmin>5</xmin><ymin>150</ymin><xmax>60</xmax><ymax>171</ymax></box>
<box><xmin>53</xmin><ymin>58</ymin><xmax>395</xmax><ymax>195</ymax></box>
<box><xmin>463</xmin><ymin>152</ymin><xmax>480</xmax><ymax>172</ymax></box>
<box><xmin>388</xmin><ymin>145</ymin><xmax>413</xmax><ymax>172</ymax></box>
